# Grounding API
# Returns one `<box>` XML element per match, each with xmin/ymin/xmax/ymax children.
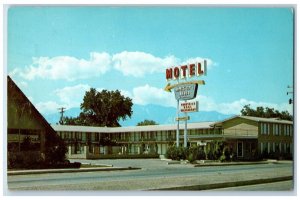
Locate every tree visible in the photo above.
<box><xmin>240</xmin><ymin>104</ymin><xmax>292</xmax><ymax>120</ymax></box>
<box><xmin>64</xmin><ymin>88</ymin><xmax>133</xmax><ymax>127</ymax></box>
<box><xmin>45</xmin><ymin>131</ymin><xmax>68</xmax><ymax>165</ymax></box>
<box><xmin>137</xmin><ymin>119</ymin><xmax>158</xmax><ymax>126</ymax></box>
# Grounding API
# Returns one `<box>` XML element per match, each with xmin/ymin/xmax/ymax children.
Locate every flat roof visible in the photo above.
<box><xmin>51</xmin><ymin>121</ymin><xmax>215</xmax><ymax>133</ymax></box>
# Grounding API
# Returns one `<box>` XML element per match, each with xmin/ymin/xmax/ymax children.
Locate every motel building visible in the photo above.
<box><xmin>7</xmin><ymin>76</ymin><xmax>294</xmax><ymax>161</ymax></box>
<box><xmin>52</xmin><ymin>116</ymin><xmax>293</xmax><ymax>160</ymax></box>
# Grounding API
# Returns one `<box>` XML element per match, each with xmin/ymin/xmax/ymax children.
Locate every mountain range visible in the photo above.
<box><xmin>44</xmin><ymin>104</ymin><xmax>233</xmax><ymax>126</ymax></box>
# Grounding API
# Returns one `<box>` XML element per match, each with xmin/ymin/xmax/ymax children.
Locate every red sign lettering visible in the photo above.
<box><xmin>165</xmin><ymin>60</ymin><xmax>207</xmax><ymax>81</ymax></box>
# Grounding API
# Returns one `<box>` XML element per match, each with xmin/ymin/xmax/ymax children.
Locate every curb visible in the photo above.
<box><xmin>152</xmin><ymin>176</ymin><xmax>293</xmax><ymax>191</ymax></box>
<box><xmin>7</xmin><ymin>167</ymin><xmax>141</xmax><ymax>176</ymax></box>
<box><xmin>164</xmin><ymin>160</ymin><xmax>286</xmax><ymax>166</ymax></box>
<box><xmin>193</xmin><ymin>161</ymin><xmax>279</xmax><ymax>167</ymax></box>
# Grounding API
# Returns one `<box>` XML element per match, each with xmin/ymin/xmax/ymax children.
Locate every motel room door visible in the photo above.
<box><xmin>237</xmin><ymin>141</ymin><xmax>243</xmax><ymax>158</ymax></box>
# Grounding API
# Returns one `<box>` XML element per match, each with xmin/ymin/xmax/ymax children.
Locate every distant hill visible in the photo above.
<box><xmin>119</xmin><ymin>104</ymin><xmax>233</xmax><ymax>126</ymax></box>
<box><xmin>44</xmin><ymin>104</ymin><xmax>233</xmax><ymax>126</ymax></box>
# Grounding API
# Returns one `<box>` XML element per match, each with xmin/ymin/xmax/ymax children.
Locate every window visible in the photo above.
<box><xmin>260</xmin><ymin>142</ymin><xmax>268</xmax><ymax>154</ymax></box>
<box><xmin>260</xmin><ymin>123</ymin><xmax>269</xmax><ymax>135</ymax></box>
<box><xmin>286</xmin><ymin>125</ymin><xmax>293</xmax><ymax>136</ymax></box>
<box><xmin>75</xmin><ymin>132</ymin><xmax>82</xmax><ymax>140</ymax></box>
<box><xmin>273</xmin><ymin>124</ymin><xmax>279</xmax><ymax>136</ymax></box>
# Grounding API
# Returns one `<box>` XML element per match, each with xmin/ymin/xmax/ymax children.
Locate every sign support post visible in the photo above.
<box><xmin>184</xmin><ymin>100</ymin><xmax>188</xmax><ymax>148</ymax></box>
<box><xmin>176</xmin><ymin>99</ymin><xmax>180</xmax><ymax>147</ymax></box>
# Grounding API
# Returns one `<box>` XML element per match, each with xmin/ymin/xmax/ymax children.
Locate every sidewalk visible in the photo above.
<box><xmin>192</xmin><ymin>159</ymin><xmax>286</xmax><ymax>167</ymax></box>
<box><xmin>7</xmin><ymin>166</ymin><xmax>141</xmax><ymax>176</ymax></box>
<box><xmin>165</xmin><ymin>159</ymin><xmax>291</xmax><ymax>166</ymax></box>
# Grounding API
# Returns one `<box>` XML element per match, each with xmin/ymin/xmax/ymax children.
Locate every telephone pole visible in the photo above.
<box><xmin>287</xmin><ymin>85</ymin><xmax>293</xmax><ymax>104</ymax></box>
<box><xmin>58</xmin><ymin>107</ymin><xmax>66</xmax><ymax>125</ymax></box>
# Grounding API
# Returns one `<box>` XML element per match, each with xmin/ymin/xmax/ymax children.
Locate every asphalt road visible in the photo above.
<box><xmin>6</xmin><ymin>159</ymin><xmax>294</xmax><ymax>192</ymax></box>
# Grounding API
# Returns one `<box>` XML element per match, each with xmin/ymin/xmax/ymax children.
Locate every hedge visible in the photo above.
<box><xmin>88</xmin><ymin>153</ymin><xmax>159</xmax><ymax>160</ymax></box>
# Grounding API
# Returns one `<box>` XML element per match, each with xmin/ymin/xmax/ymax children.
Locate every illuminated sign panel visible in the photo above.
<box><xmin>174</xmin><ymin>83</ymin><xmax>198</xmax><ymax>100</ymax></box>
<box><xmin>166</xmin><ymin>60</ymin><xmax>207</xmax><ymax>81</ymax></box>
<box><xmin>180</xmin><ymin>101</ymin><xmax>199</xmax><ymax>113</ymax></box>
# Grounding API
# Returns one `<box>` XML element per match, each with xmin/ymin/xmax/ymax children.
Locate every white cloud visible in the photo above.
<box><xmin>112</xmin><ymin>51</ymin><xmax>179</xmax><ymax>77</ymax></box>
<box><xmin>35</xmin><ymin>101</ymin><xmax>64</xmax><ymax>115</ymax></box>
<box><xmin>19</xmin><ymin>81</ymin><xmax>28</xmax><ymax>88</ymax></box>
<box><xmin>34</xmin><ymin>84</ymin><xmax>90</xmax><ymax>114</ymax></box>
<box><xmin>132</xmin><ymin>84</ymin><xmax>176</xmax><ymax>107</ymax></box>
<box><xmin>182</xmin><ymin>57</ymin><xmax>215</xmax><ymax>70</ymax></box>
<box><xmin>34</xmin><ymin>83</ymin><xmax>292</xmax><ymax>116</ymax></box>
<box><xmin>10</xmin><ymin>51</ymin><xmax>216</xmax><ymax>80</ymax></box>
<box><xmin>128</xmin><ymin>84</ymin><xmax>293</xmax><ymax>115</ymax></box>
<box><xmin>195</xmin><ymin>96</ymin><xmax>293</xmax><ymax>115</ymax></box>
<box><xmin>54</xmin><ymin>84</ymin><xmax>90</xmax><ymax>108</ymax></box>
<box><xmin>119</xmin><ymin>89</ymin><xmax>133</xmax><ymax>99</ymax></box>
<box><xmin>16</xmin><ymin>52</ymin><xmax>111</xmax><ymax>81</ymax></box>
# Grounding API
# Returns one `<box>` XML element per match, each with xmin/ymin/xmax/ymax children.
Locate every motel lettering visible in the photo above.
<box><xmin>166</xmin><ymin>60</ymin><xmax>207</xmax><ymax>80</ymax></box>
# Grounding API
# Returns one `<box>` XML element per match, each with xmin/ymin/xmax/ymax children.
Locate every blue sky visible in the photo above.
<box><xmin>7</xmin><ymin>6</ymin><xmax>294</xmax><ymax>119</ymax></box>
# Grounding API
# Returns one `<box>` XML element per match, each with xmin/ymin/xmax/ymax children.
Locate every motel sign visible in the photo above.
<box><xmin>166</xmin><ymin>60</ymin><xmax>207</xmax><ymax>80</ymax></box>
<box><xmin>164</xmin><ymin>60</ymin><xmax>207</xmax><ymax>148</ymax></box>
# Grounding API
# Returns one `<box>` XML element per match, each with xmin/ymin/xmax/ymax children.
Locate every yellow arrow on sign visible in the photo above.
<box><xmin>164</xmin><ymin>80</ymin><xmax>205</xmax><ymax>92</ymax></box>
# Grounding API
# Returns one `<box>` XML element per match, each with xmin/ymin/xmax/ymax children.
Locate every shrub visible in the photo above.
<box><xmin>8</xmin><ymin>151</ymin><xmax>44</xmax><ymax>169</ymax></box>
<box><xmin>207</xmin><ymin>150</ymin><xmax>215</xmax><ymax>160</ymax></box>
<box><xmin>187</xmin><ymin>153</ymin><xmax>196</xmax><ymax>163</ymax></box>
<box><xmin>45</xmin><ymin>130</ymin><xmax>68</xmax><ymax>165</ymax></box>
<box><xmin>166</xmin><ymin>146</ymin><xmax>202</xmax><ymax>162</ymax></box>
<box><xmin>90</xmin><ymin>153</ymin><xmax>159</xmax><ymax>159</ymax></box>
<box><xmin>45</xmin><ymin>135</ymin><xmax>67</xmax><ymax>165</ymax></box>
<box><xmin>219</xmin><ymin>154</ymin><xmax>226</xmax><ymax>162</ymax></box>
<box><xmin>196</xmin><ymin>147</ymin><xmax>206</xmax><ymax>160</ymax></box>
<box><xmin>187</xmin><ymin>147</ymin><xmax>197</xmax><ymax>163</ymax></box>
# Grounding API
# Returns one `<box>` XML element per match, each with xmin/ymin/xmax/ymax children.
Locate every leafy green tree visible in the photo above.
<box><xmin>137</xmin><ymin>119</ymin><xmax>158</xmax><ymax>126</ymax></box>
<box><xmin>64</xmin><ymin>88</ymin><xmax>133</xmax><ymax>127</ymax></box>
<box><xmin>45</xmin><ymin>130</ymin><xmax>68</xmax><ymax>165</ymax></box>
<box><xmin>240</xmin><ymin>104</ymin><xmax>292</xmax><ymax>120</ymax></box>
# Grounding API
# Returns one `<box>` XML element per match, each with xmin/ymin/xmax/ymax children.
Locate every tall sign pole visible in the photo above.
<box><xmin>164</xmin><ymin>60</ymin><xmax>207</xmax><ymax>148</ymax></box>
<box><xmin>184</xmin><ymin>100</ymin><xmax>188</xmax><ymax>147</ymax></box>
<box><xmin>176</xmin><ymin>99</ymin><xmax>180</xmax><ymax>147</ymax></box>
